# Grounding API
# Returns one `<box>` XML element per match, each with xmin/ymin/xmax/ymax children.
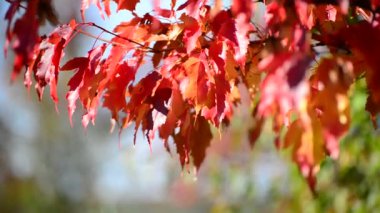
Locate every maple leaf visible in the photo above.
<box><xmin>190</xmin><ymin>116</ymin><xmax>212</xmax><ymax>170</ymax></box>
<box><xmin>284</xmin><ymin>114</ymin><xmax>324</xmax><ymax>192</ymax></box>
<box><xmin>4</xmin><ymin>0</ymin><xmax>21</xmax><ymax>57</ymax></box>
<box><xmin>233</xmin><ymin>14</ymin><xmax>253</xmax><ymax>65</ymax></box>
<box><xmin>123</xmin><ymin>71</ymin><xmax>162</xmax><ymax>144</ymax></box>
<box><xmin>177</xmin><ymin>0</ymin><xmax>207</xmax><ymax>19</ymax></box>
<box><xmin>5</xmin><ymin>0</ymin><xmax>58</xmax><ymax>78</ymax></box>
<box><xmin>248</xmin><ymin>107</ymin><xmax>264</xmax><ymax>147</ymax></box>
<box><xmin>174</xmin><ymin>113</ymin><xmax>212</xmax><ymax>170</ymax></box>
<box><xmin>159</xmin><ymin>83</ymin><xmax>186</xmax><ymax>141</ymax></box>
<box><xmin>216</xmin><ymin>15</ymin><xmax>239</xmax><ymax>50</ymax></box>
<box><xmin>25</xmin><ymin>22</ymin><xmax>76</xmax><ymax>106</ymax></box>
<box><xmin>341</xmin><ymin>22</ymin><xmax>380</xmax><ymax>126</ymax></box>
<box><xmin>145</xmin><ymin>78</ymin><xmax>172</xmax><ymax>142</ymax></box>
<box><xmin>258</xmin><ymin>52</ymin><xmax>312</xmax><ymax>123</ymax></box>
<box><xmin>181</xmin><ymin>14</ymin><xmax>202</xmax><ymax>54</ymax></box>
<box><xmin>103</xmin><ymin>62</ymin><xmax>136</xmax><ymax>121</ymax></box>
<box><xmin>115</xmin><ymin>0</ymin><xmax>140</xmax><ymax>11</ymax></box>
<box><xmin>309</xmin><ymin>57</ymin><xmax>353</xmax><ymax>158</ymax></box>
<box><xmin>265</xmin><ymin>1</ymin><xmax>287</xmax><ymax>29</ymax></box>
<box><xmin>61</xmin><ymin>43</ymin><xmax>107</xmax><ymax>126</ymax></box>
<box><xmin>192</xmin><ymin>41</ymin><xmax>233</xmax><ymax>126</ymax></box>
<box><xmin>149</xmin><ymin>80</ymin><xmax>172</xmax><ymax>116</ymax></box>
<box><xmin>232</xmin><ymin>0</ymin><xmax>253</xmax><ymax>19</ymax></box>
<box><xmin>8</xmin><ymin>0</ymin><xmax>39</xmax><ymax>81</ymax></box>
<box><xmin>180</xmin><ymin>54</ymin><xmax>213</xmax><ymax>112</ymax></box>
<box><xmin>61</xmin><ymin>57</ymin><xmax>89</xmax><ymax>125</ymax></box>
<box><xmin>242</xmin><ymin>41</ymin><xmax>263</xmax><ymax>98</ymax></box>
<box><xmin>282</xmin><ymin>57</ymin><xmax>353</xmax><ymax>191</ymax></box>
<box><xmin>153</xmin><ymin>0</ymin><xmax>173</xmax><ymax>18</ymax></box>
<box><xmin>211</xmin><ymin>10</ymin><xmax>253</xmax><ymax>65</ymax></box>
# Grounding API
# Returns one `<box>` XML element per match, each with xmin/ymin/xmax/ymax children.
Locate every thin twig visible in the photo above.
<box><xmin>74</xmin><ymin>28</ymin><xmax>155</xmax><ymax>52</ymax></box>
<box><xmin>85</xmin><ymin>22</ymin><xmax>156</xmax><ymax>51</ymax></box>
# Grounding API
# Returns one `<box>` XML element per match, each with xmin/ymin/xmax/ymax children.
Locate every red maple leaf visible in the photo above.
<box><xmin>25</xmin><ymin>22</ymin><xmax>76</xmax><ymax>107</ymax></box>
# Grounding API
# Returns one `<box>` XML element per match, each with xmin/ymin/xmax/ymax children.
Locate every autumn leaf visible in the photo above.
<box><xmin>309</xmin><ymin>57</ymin><xmax>352</xmax><ymax>158</ymax></box>
<box><xmin>248</xmin><ymin>107</ymin><xmax>264</xmax><ymax>147</ymax></box>
<box><xmin>62</xmin><ymin>43</ymin><xmax>106</xmax><ymax>126</ymax></box>
<box><xmin>181</xmin><ymin>14</ymin><xmax>202</xmax><ymax>54</ymax></box>
<box><xmin>231</xmin><ymin>0</ymin><xmax>253</xmax><ymax>19</ymax></box>
<box><xmin>8</xmin><ymin>0</ymin><xmax>39</xmax><ymax>81</ymax></box>
<box><xmin>284</xmin><ymin>113</ymin><xmax>324</xmax><ymax>192</ymax></box>
<box><xmin>211</xmin><ymin>10</ymin><xmax>253</xmax><ymax>65</ymax></box>
<box><xmin>4</xmin><ymin>0</ymin><xmax>21</xmax><ymax>57</ymax></box>
<box><xmin>159</xmin><ymin>83</ymin><xmax>186</xmax><ymax>141</ymax></box>
<box><xmin>124</xmin><ymin>71</ymin><xmax>162</xmax><ymax>143</ymax></box>
<box><xmin>103</xmin><ymin>62</ymin><xmax>136</xmax><ymax>121</ymax></box>
<box><xmin>115</xmin><ymin>0</ymin><xmax>140</xmax><ymax>11</ymax></box>
<box><xmin>180</xmin><ymin>54</ymin><xmax>212</xmax><ymax>112</ymax></box>
<box><xmin>25</xmin><ymin>23</ymin><xmax>75</xmax><ymax>108</ymax></box>
<box><xmin>177</xmin><ymin>0</ymin><xmax>207</xmax><ymax>19</ymax></box>
<box><xmin>341</xmin><ymin>22</ymin><xmax>380</xmax><ymax>126</ymax></box>
<box><xmin>174</xmin><ymin>113</ymin><xmax>212</xmax><ymax>170</ymax></box>
<box><xmin>258</xmin><ymin>52</ymin><xmax>312</xmax><ymax>124</ymax></box>
<box><xmin>190</xmin><ymin>116</ymin><xmax>212</xmax><ymax>170</ymax></box>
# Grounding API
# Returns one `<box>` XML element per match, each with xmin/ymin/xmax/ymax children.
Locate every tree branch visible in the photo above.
<box><xmin>84</xmin><ymin>22</ymin><xmax>156</xmax><ymax>52</ymax></box>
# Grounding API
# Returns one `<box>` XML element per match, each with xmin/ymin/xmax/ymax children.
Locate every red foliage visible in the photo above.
<box><xmin>4</xmin><ymin>0</ymin><xmax>380</xmax><ymax>192</ymax></box>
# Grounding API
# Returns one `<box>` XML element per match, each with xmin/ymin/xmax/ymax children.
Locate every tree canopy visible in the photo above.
<box><xmin>4</xmin><ymin>0</ymin><xmax>380</xmax><ymax>192</ymax></box>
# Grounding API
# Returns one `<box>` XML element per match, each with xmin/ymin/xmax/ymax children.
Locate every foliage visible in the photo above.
<box><xmin>3</xmin><ymin>0</ymin><xmax>380</xmax><ymax>191</ymax></box>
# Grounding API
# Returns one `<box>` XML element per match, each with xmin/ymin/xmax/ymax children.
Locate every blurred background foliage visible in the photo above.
<box><xmin>1</xmin><ymin>1</ymin><xmax>380</xmax><ymax>212</ymax></box>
